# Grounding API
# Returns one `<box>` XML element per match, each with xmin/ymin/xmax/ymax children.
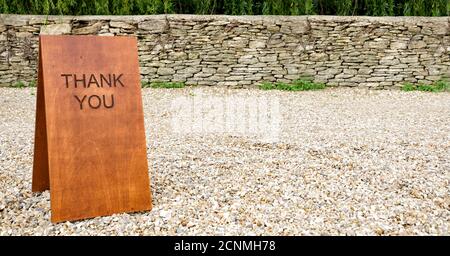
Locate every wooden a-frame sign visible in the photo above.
<box><xmin>32</xmin><ymin>35</ymin><xmax>152</xmax><ymax>223</ymax></box>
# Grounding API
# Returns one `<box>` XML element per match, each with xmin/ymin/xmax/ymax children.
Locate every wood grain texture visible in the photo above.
<box><xmin>33</xmin><ymin>35</ymin><xmax>152</xmax><ymax>223</ymax></box>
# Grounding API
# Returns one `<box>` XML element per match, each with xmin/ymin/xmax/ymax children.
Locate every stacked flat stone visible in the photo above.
<box><xmin>0</xmin><ymin>14</ymin><xmax>449</xmax><ymax>89</ymax></box>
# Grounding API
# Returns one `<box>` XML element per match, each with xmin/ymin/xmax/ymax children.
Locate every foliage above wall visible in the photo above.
<box><xmin>0</xmin><ymin>0</ymin><xmax>449</xmax><ymax>16</ymax></box>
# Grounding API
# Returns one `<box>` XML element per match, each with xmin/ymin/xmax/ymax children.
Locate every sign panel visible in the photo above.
<box><xmin>32</xmin><ymin>35</ymin><xmax>152</xmax><ymax>223</ymax></box>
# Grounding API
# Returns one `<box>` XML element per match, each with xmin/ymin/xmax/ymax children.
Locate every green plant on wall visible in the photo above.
<box><xmin>402</xmin><ymin>80</ymin><xmax>450</xmax><ymax>92</ymax></box>
<box><xmin>11</xmin><ymin>80</ymin><xmax>38</xmax><ymax>88</ymax></box>
<box><xmin>259</xmin><ymin>79</ymin><xmax>327</xmax><ymax>91</ymax></box>
<box><xmin>142</xmin><ymin>81</ymin><xmax>185</xmax><ymax>88</ymax></box>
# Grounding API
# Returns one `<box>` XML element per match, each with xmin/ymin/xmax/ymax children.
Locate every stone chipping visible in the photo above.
<box><xmin>0</xmin><ymin>87</ymin><xmax>449</xmax><ymax>235</ymax></box>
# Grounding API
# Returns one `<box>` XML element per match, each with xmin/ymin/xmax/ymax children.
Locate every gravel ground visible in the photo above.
<box><xmin>0</xmin><ymin>87</ymin><xmax>449</xmax><ymax>235</ymax></box>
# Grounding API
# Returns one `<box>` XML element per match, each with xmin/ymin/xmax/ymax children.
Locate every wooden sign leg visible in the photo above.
<box><xmin>32</xmin><ymin>47</ymin><xmax>50</xmax><ymax>192</ymax></box>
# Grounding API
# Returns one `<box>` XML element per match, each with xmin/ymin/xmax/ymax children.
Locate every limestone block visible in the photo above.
<box><xmin>139</xmin><ymin>19</ymin><xmax>167</xmax><ymax>33</ymax></box>
<box><xmin>40</xmin><ymin>24</ymin><xmax>72</xmax><ymax>35</ymax></box>
<box><xmin>72</xmin><ymin>22</ymin><xmax>102</xmax><ymax>34</ymax></box>
<box><xmin>140</xmin><ymin>67</ymin><xmax>157</xmax><ymax>75</ymax></box>
<box><xmin>249</xmin><ymin>40</ymin><xmax>266</xmax><ymax>49</ymax></box>
<box><xmin>259</xmin><ymin>55</ymin><xmax>277</xmax><ymax>62</ymax></box>
<box><xmin>390</xmin><ymin>41</ymin><xmax>408</xmax><ymax>50</ymax></box>
<box><xmin>380</xmin><ymin>56</ymin><xmax>400</xmax><ymax>65</ymax></box>
<box><xmin>110</xmin><ymin>21</ymin><xmax>135</xmax><ymax>30</ymax></box>
<box><xmin>157</xmin><ymin>67</ymin><xmax>175</xmax><ymax>75</ymax></box>
<box><xmin>409</xmin><ymin>41</ymin><xmax>427</xmax><ymax>49</ymax></box>
<box><xmin>310</xmin><ymin>52</ymin><xmax>328</xmax><ymax>61</ymax></box>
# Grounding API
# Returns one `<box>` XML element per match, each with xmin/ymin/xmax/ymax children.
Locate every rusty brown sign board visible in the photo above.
<box><xmin>32</xmin><ymin>35</ymin><xmax>152</xmax><ymax>223</ymax></box>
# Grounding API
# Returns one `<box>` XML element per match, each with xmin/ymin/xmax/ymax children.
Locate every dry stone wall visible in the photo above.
<box><xmin>1</xmin><ymin>14</ymin><xmax>450</xmax><ymax>88</ymax></box>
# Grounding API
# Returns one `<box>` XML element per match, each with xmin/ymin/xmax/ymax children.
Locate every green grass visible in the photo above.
<box><xmin>10</xmin><ymin>80</ymin><xmax>37</xmax><ymax>88</ymax></box>
<box><xmin>28</xmin><ymin>80</ymin><xmax>36</xmax><ymax>87</ymax></box>
<box><xmin>259</xmin><ymin>79</ymin><xmax>326</xmax><ymax>91</ymax></box>
<box><xmin>402</xmin><ymin>80</ymin><xmax>450</xmax><ymax>92</ymax></box>
<box><xmin>11</xmin><ymin>81</ymin><xmax>26</xmax><ymax>88</ymax></box>
<box><xmin>142</xmin><ymin>81</ymin><xmax>185</xmax><ymax>89</ymax></box>
<box><xmin>12</xmin><ymin>81</ymin><xmax>26</xmax><ymax>88</ymax></box>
